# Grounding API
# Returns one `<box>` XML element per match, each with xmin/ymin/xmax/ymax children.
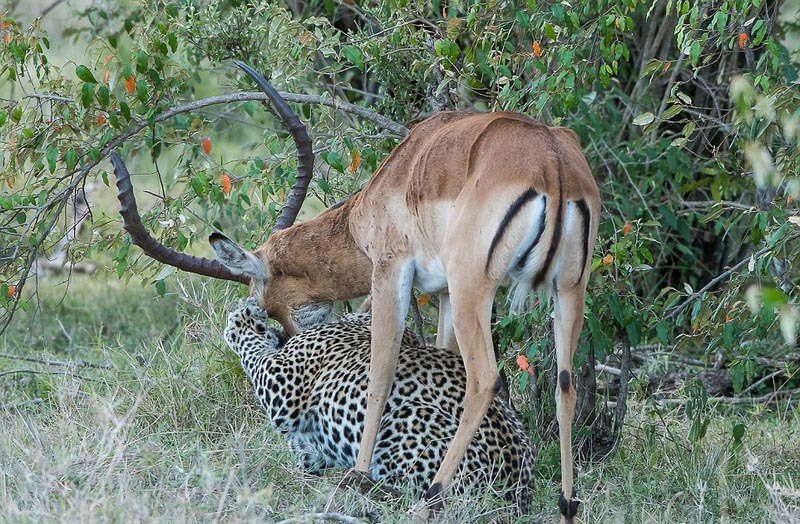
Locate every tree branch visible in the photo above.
<box><xmin>665</xmin><ymin>232</ymin><xmax>800</xmax><ymax>320</ymax></box>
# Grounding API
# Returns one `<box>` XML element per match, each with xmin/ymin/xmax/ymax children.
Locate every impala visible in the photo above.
<box><xmin>110</xmin><ymin>61</ymin><xmax>600</xmax><ymax>523</ymax></box>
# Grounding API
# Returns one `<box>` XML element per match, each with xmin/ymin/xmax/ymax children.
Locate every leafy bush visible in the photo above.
<box><xmin>1</xmin><ymin>1</ymin><xmax>798</xmax><ymax>429</ymax></box>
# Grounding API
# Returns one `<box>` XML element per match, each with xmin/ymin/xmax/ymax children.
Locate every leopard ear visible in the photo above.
<box><xmin>291</xmin><ymin>303</ymin><xmax>333</xmax><ymax>333</ymax></box>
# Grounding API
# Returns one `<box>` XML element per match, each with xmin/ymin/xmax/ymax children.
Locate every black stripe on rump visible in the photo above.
<box><xmin>485</xmin><ymin>188</ymin><xmax>539</xmax><ymax>274</ymax></box>
<box><xmin>514</xmin><ymin>196</ymin><xmax>547</xmax><ymax>271</ymax></box>
<box><xmin>532</xmin><ymin>157</ymin><xmax>563</xmax><ymax>287</ymax></box>
<box><xmin>574</xmin><ymin>198</ymin><xmax>591</xmax><ymax>285</ymax></box>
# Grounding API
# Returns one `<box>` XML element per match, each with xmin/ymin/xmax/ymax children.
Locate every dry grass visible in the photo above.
<box><xmin>2</xmin><ymin>273</ymin><xmax>799</xmax><ymax>523</ymax></box>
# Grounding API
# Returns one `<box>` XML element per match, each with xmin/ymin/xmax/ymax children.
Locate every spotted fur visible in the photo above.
<box><xmin>224</xmin><ymin>298</ymin><xmax>535</xmax><ymax>512</ymax></box>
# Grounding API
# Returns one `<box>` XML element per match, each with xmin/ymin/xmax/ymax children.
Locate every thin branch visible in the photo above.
<box><xmin>409</xmin><ymin>292</ymin><xmax>427</xmax><ymax>347</ymax></box>
<box><xmin>0</xmin><ymin>368</ymin><xmax>92</xmax><ymax>381</ymax></box>
<box><xmin>0</xmin><ymin>352</ymin><xmax>112</xmax><ymax>369</ymax></box>
<box><xmin>655</xmin><ymin>388</ymin><xmax>800</xmax><ymax>406</ymax></box>
<box><xmin>23</xmin><ymin>93</ymin><xmax>75</xmax><ymax>103</ymax></box>
<box><xmin>24</xmin><ymin>91</ymin><xmax>408</xmax><ymax>137</ymax></box>
<box><xmin>274</xmin><ymin>513</ymin><xmax>366</xmax><ymax>524</ymax></box>
<box><xmin>665</xmin><ymin>232</ymin><xmax>800</xmax><ymax>320</ymax></box>
<box><xmin>741</xmin><ymin>367</ymin><xmax>796</xmax><ymax>396</ymax></box>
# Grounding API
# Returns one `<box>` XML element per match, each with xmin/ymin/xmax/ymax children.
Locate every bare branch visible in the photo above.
<box><xmin>665</xmin><ymin>232</ymin><xmax>800</xmax><ymax>320</ymax></box>
<box><xmin>275</xmin><ymin>513</ymin><xmax>366</xmax><ymax>524</ymax></box>
<box><xmin>0</xmin><ymin>352</ymin><xmax>112</xmax><ymax>369</ymax></box>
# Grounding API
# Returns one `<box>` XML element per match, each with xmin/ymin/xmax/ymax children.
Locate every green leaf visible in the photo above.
<box><xmin>136</xmin><ymin>80</ymin><xmax>148</xmax><ymax>103</ymax></box>
<box><xmin>136</xmin><ymin>49</ymin><xmax>148</xmax><ymax>74</ymax></box>
<box><xmin>64</xmin><ymin>148</ymin><xmax>77</xmax><ymax>172</ymax></box>
<box><xmin>155</xmin><ymin>279</ymin><xmax>166</xmax><ymax>297</ymax></box>
<box><xmin>632</xmin><ymin>112</ymin><xmax>655</xmax><ymax>126</ymax></box>
<box><xmin>544</xmin><ymin>23</ymin><xmax>557</xmax><ymax>41</ymax></box>
<box><xmin>434</xmin><ymin>39</ymin><xmax>460</xmax><ymax>62</ymax></box>
<box><xmin>11</xmin><ymin>105</ymin><xmax>22</xmax><ymax>122</ymax></box>
<box><xmin>75</xmin><ymin>64</ymin><xmax>97</xmax><ymax>83</ymax></box>
<box><xmin>689</xmin><ymin>41</ymin><xmax>701</xmax><ymax>65</ymax></box>
<box><xmin>342</xmin><ymin>46</ymin><xmax>363</xmax><ymax>70</ymax></box>
<box><xmin>97</xmin><ymin>85</ymin><xmax>110</xmax><ymax>107</ymax></box>
<box><xmin>662</xmin><ymin>105</ymin><xmax>682</xmax><ymax>120</ymax></box>
<box><xmin>0</xmin><ymin>110</ymin><xmax>6</xmax><ymax>126</ymax></box>
<box><xmin>81</xmin><ymin>82</ymin><xmax>95</xmax><ymax>109</ymax></box>
<box><xmin>722</xmin><ymin>321</ymin><xmax>734</xmax><ymax>349</ymax></box>
<box><xmin>46</xmin><ymin>146</ymin><xmax>58</xmax><ymax>174</ymax></box>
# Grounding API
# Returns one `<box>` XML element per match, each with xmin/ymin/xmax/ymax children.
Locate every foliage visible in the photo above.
<box><xmin>0</xmin><ymin>0</ymin><xmax>799</xmax><ymax>434</ymax></box>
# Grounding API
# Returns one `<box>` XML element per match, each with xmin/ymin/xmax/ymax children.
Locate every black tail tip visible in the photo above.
<box><xmin>209</xmin><ymin>232</ymin><xmax>229</xmax><ymax>243</ymax></box>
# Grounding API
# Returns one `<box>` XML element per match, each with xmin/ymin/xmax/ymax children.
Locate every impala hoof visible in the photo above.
<box><xmin>558</xmin><ymin>488</ymin><xmax>579</xmax><ymax>523</ymax></box>
<box><xmin>412</xmin><ymin>496</ymin><xmax>441</xmax><ymax>523</ymax></box>
<box><xmin>341</xmin><ymin>469</ymin><xmax>402</xmax><ymax>501</ymax></box>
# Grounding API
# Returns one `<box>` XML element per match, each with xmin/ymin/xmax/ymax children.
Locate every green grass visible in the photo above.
<box><xmin>1</xmin><ymin>272</ymin><xmax>799</xmax><ymax>523</ymax></box>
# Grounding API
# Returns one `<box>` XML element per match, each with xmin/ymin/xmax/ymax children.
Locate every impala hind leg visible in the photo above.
<box><xmin>417</xmin><ymin>282</ymin><xmax>498</xmax><ymax>519</ymax></box>
<box><xmin>553</xmin><ymin>284</ymin><xmax>586</xmax><ymax>524</ymax></box>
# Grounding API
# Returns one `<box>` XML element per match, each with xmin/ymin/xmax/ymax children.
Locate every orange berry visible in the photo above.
<box><xmin>3</xmin><ymin>33</ymin><xmax>9</xmax><ymax>44</ymax></box>
<box><xmin>601</xmin><ymin>254</ymin><xmax>614</xmax><ymax>266</ymax></box>
<box><xmin>97</xmin><ymin>114</ymin><xmax>106</xmax><ymax>125</ymax></box>
<box><xmin>622</xmin><ymin>222</ymin><xmax>632</xmax><ymax>235</ymax></box>
<box><xmin>417</xmin><ymin>294</ymin><xmax>430</xmax><ymax>307</ymax></box>
<box><xmin>738</xmin><ymin>32</ymin><xmax>748</xmax><ymax>50</ymax></box>
<box><xmin>787</xmin><ymin>195</ymin><xmax>793</xmax><ymax>206</ymax></box>
<box><xmin>6</xmin><ymin>285</ymin><xmax>16</xmax><ymax>298</ymax></box>
<box><xmin>220</xmin><ymin>174</ymin><xmax>231</xmax><ymax>196</ymax></box>
<box><xmin>124</xmin><ymin>75</ymin><xmax>136</xmax><ymax>95</ymax></box>
<box><xmin>516</xmin><ymin>354</ymin><xmax>534</xmax><ymax>375</ymax></box>
<box><xmin>104</xmin><ymin>70</ymin><xmax>110</xmax><ymax>83</ymax></box>
<box><xmin>349</xmin><ymin>150</ymin><xmax>361</xmax><ymax>174</ymax></box>
<box><xmin>532</xmin><ymin>40</ymin><xmax>541</xmax><ymax>58</ymax></box>
<box><xmin>201</xmin><ymin>137</ymin><xmax>212</xmax><ymax>155</ymax></box>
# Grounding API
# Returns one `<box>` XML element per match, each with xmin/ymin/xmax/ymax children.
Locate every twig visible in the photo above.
<box><xmin>0</xmin><ymin>352</ymin><xmax>112</xmax><ymax>369</ymax></box>
<box><xmin>595</xmin><ymin>363</ymin><xmax>622</xmax><ymax>376</ymax></box>
<box><xmin>23</xmin><ymin>93</ymin><xmax>75</xmax><ymax>103</ymax></box>
<box><xmin>741</xmin><ymin>368</ymin><xmax>796</xmax><ymax>396</ymax></box>
<box><xmin>0</xmin><ymin>368</ymin><xmax>91</xmax><ymax>381</ymax></box>
<box><xmin>665</xmin><ymin>232</ymin><xmax>800</xmax><ymax>320</ymax></box>
<box><xmin>274</xmin><ymin>513</ymin><xmax>366</xmax><ymax>524</ymax></box>
<box><xmin>24</xmin><ymin>90</ymin><xmax>409</xmax><ymax>137</ymax></box>
<box><xmin>56</xmin><ymin>318</ymin><xmax>74</xmax><ymax>346</ymax></box>
<box><xmin>409</xmin><ymin>292</ymin><xmax>427</xmax><ymax>346</ymax></box>
<box><xmin>653</xmin><ymin>388</ymin><xmax>800</xmax><ymax>406</ymax></box>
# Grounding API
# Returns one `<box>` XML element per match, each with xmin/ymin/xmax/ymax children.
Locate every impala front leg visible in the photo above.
<box><xmin>354</xmin><ymin>260</ymin><xmax>414</xmax><ymax>475</ymax></box>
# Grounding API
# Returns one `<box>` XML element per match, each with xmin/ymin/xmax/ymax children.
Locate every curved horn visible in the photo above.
<box><xmin>110</xmin><ymin>151</ymin><xmax>249</xmax><ymax>284</ymax></box>
<box><xmin>233</xmin><ymin>60</ymin><xmax>314</xmax><ymax>232</ymax></box>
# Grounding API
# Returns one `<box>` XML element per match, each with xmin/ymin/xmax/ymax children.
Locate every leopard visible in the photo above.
<box><xmin>223</xmin><ymin>297</ymin><xmax>535</xmax><ymax>513</ymax></box>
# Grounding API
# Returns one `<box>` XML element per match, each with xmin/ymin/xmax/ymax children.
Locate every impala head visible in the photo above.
<box><xmin>111</xmin><ymin>60</ymin><xmax>324</xmax><ymax>336</ymax></box>
<box><xmin>207</xmin><ymin>231</ymin><xmax>333</xmax><ymax>336</ymax></box>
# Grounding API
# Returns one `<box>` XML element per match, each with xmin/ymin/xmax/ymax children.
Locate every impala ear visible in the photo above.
<box><xmin>209</xmin><ymin>232</ymin><xmax>269</xmax><ymax>282</ymax></box>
